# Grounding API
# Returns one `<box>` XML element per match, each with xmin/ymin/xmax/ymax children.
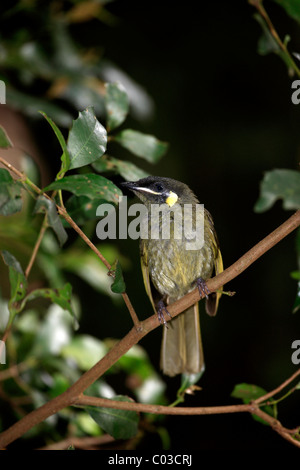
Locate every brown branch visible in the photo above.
<box><xmin>76</xmin><ymin>391</ymin><xmax>300</xmax><ymax>448</ymax></box>
<box><xmin>0</xmin><ymin>209</ymin><xmax>299</xmax><ymax>448</ymax></box>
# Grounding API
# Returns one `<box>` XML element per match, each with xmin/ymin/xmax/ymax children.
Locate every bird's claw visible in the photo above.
<box><xmin>156</xmin><ymin>300</ymin><xmax>172</xmax><ymax>327</ymax></box>
<box><xmin>196</xmin><ymin>277</ymin><xmax>210</xmax><ymax>299</ymax></box>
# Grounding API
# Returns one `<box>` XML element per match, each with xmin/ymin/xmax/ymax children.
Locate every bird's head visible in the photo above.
<box><xmin>121</xmin><ymin>176</ymin><xmax>199</xmax><ymax>207</ymax></box>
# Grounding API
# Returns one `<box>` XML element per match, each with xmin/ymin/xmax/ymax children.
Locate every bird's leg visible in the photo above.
<box><xmin>156</xmin><ymin>297</ymin><xmax>172</xmax><ymax>327</ymax></box>
<box><xmin>195</xmin><ymin>277</ymin><xmax>210</xmax><ymax>299</ymax></box>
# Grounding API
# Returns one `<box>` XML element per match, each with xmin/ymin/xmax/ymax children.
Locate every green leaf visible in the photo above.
<box><xmin>1</xmin><ymin>250</ymin><xmax>27</xmax><ymax>316</ymax></box>
<box><xmin>292</xmin><ymin>280</ymin><xmax>300</xmax><ymax>313</ymax></box>
<box><xmin>7</xmin><ymin>88</ymin><xmax>73</xmax><ymax>128</ymax></box>
<box><xmin>67</xmin><ymin>107</ymin><xmax>107</xmax><ymax>170</ymax></box>
<box><xmin>44</xmin><ymin>174</ymin><xmax>121</xmax><ymax>204</ymax></box>
<box><xmin>105</xmin><ymin>82</ymin><xmax>129</xmax><ymax>131</ymax></box>
<box><xmin>110</xmin><ymin>260</ymin><xmax>126</xmax><ymax>294</ymax></box>
<box><xmin>61</xmin><ymin>335</ymin><xmax>107</xmax><ymax>370</ymax></box>
<box><xmin>0</xmin><ymin>168</ymin><xmax>23</xmax><ymax>216</ymax></box>
<box><xmin>272</xmin><ymin>0</ymin><xmax>300</xmax><ymax>24</ymax></box>
<box><xmin>64</xmin><ymin>195</ymin><xmax>101</xmax><ymax>225</ymax></box>
<box><xmin>254</xmin><ymin>169</ymin><xmax>300</xmax><ymax>212</ymax></box>
<box><xmin>92</xmin><ymin>155</ymin><xmax>149</xmax><ymax>181</ymax></box>
<box><xmin>114</xmin><ymin>129</ymin><xmax>168</xmax><ymax>163</ymax></box>
<box><xmin>22</xmin><ymin>283</ymin><xmax>76</xmax><ymax>322</ymax></box>
<box><xmin>33</xmin><ymin>195</ymin><xmax>68</xmax><ymax>246</ymax></box>
<box><xmin>87</xmin><ymin>395</ymin><xmax>139</xmax><ymax>439</ymax></box>
<box><xmin>40</xmin><ymin>111</ymin><xmax>70</xmax><ymax>176</ymax></box>
<box><xmin>231</xmin><ymin>383</ymin><xmax>275</xmax><ymax>425</ymax></box>
<box><xmin>0</xmin><ymin>126</ymin><xmax>13</xmax><ymax>148</ymax></box>
<box><xmin>231</xmin><ymin>383</ymin><xmax>268</xmax><ymax>402</ymax></box>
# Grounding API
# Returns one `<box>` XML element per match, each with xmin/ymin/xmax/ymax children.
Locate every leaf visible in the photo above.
<box><xmin>87</xmin><ymin>395</ymin><xmax>139</xmax><ymax>439</ymax></box>
<box><xmin>40</xmin><ymin>111</ymin><xmax>70</xmax><ymax>175</ymax></box>
<box><xmin>231</xmin><ymin>383</ymin><xmax>268</xmax><ymax>402</ymax></box>
<box><xmin>21</xmin><ymin>283</ymin><xmax>76</xmax><ymax>324</ymax></box>
<box><xmin>61</xmin><ymin>335</ymin><xmax>108</xmax><ymax>370</ymax></box>
<box><xmin>0</xmin><ymin>168</ymin><xmax>23</xmax><ymax>216</ymax></box>
<box><xmin>64</xmin><ymin>195</ymin><xmax>101</xmax><ymax>225</ymax></box>
<box><xmin>1</xmin><ymin>250</ymin><xmax>27</xmax><ymax>316</ymax></box>
<box><xmin>292</xmin><ymin>280</ymin><xmax>300</xmax><ymax>313</ymax></box>
<box><xmin>105</xmin><ymin>82</ymin><xmax>129</xmax><ymax>131</ymax></box>
<box><xmin>0</xmin><ymin>126</ymin><xmax>13</xmax><ymax>148</ymax></box>
<box><xmin>272</xmin><ymin>0</ymin><xmax>300</xmax><ymax>24</ymax></box>
<box><xmin>7</xmin><ymin>88</ymin><xmax>73</xmax><ymax>128</ymax></box>
<box><xmin>33</xmin><ymin>195</ymin><xmax>68</xmax><ymax>247</ymax></box>
<box><xmin>114</xmin><ymin>129</ymin><xmax>168</xmax><ymax>163</ymax></box>
<box><xmin>110</xmin><ymin>260</ymin><xmax>126</xmax><ymax>294</ymax></box>
<box><xmin>231</xmin><ymin>383</ymin><xmax>275</xmax><ymax>425</ymax></box>
<box><xmin>44</xmin><ymin>174</ymin><xmax>122</xmax><ymax>204</ymax></box>
<box><xmin>254</xmin><ymin>169</ymin><xmax>300</xmax><ymax>212</ymax></box>
<box><xmin>67</xmin><ymin>107</ymin><xmax>107</xmax><ymax>169</ymax></box>
<box><xmin>92</xmin><ymin>155</ymin><xmax>149</xmax><ymax>181</ymax></box>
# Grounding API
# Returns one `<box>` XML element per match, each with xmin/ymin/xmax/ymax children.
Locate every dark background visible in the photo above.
<box><xmin>2</xmin><ymin>0</ymin><xmax>300</xmax><ymax>450</ymax></box>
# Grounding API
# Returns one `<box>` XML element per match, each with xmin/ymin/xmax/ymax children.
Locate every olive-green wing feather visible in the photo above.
<box><xmin>205</xmin><ymin>209</ymin><xmax>223</xmax><ymax>317</ymax></box>
<box><xmin>140</xmin><ymin>239</ymin><xmax>157</xmax><ymax>312</ymax></box>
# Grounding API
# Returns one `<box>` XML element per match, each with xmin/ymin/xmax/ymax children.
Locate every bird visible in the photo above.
<box><xmin>121</xmin><ymin>176</ymin><xmax>223</xmax><ymax>377</ymax></box>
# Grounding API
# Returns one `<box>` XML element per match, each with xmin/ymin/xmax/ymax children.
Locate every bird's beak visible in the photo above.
<box><xmin>120</xmin><ymin>181</ymin><xmax>138</xmax><ymax>191</ymax></box>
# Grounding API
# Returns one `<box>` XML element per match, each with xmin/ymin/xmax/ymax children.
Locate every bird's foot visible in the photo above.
<box><xmin>196</xmin><ymin>277</ymin><xmax>210</xmax><ymax>299</ymax></box>
<box><xmin>156</xmin><ymin>300</ymin><xmax>172</xmax><ymax>327</ymax></box>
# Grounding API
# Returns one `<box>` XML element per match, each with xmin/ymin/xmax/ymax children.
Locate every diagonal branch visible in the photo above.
<box><xmin>0</xmin><ymin>209</ymin><xmax>299</xmax><ymax>448</ymax></box>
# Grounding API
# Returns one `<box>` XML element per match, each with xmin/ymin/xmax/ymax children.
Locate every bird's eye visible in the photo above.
<box><xmin>154</xmin><ymin>183</ymin><xmax>163</xmax><ymax>192</ymax></box>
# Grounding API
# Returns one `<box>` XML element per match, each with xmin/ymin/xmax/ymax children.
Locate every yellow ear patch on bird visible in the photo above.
<box><xmin>166</xmin><ymin>191</ymin><xmax>178</xmax><ymax>207</ymax></box>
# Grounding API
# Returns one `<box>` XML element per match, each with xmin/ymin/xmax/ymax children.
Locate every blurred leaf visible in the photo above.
<box><xmin>117</xmin><ymin>345</ymin><xmax>154</xmax><ymax>380</ymax></box>
<box><xmin>61</xmin><ymin>335</ymin><xmax>107</xmax><ymax>370</ymax></box>
<box><xmin>67</xmin><ymin>107</ymin><xmax>107</xmax><ymax>170</ymax></box>
<box><xmin>20</xmin><ymin>283</ymin><xmax>77</xmax><ymax>327</ymax></box>
<box><xmin>0</xmin><ymin>126</ymin><xmax>13</xmax><ymax>148</ymax></box>
<box><xmin>231</xmin><ymin>383</ymin><xmax>275</xmax><ymax>425</ymax></box>
<box><xmin>254</xmin><ymin>14</ymin><xmax>292</xmax><ymax>71</ymax></box>
<box><xmin>64</xmin><ymin>194</ymin><xmax>101</xmax><ymax>225</ymax></box>
<box><xmin>44</xmin><ymin>173</ymin><xmax>121</xmax><ymax>204</ymax></box>
<box><xmin>7</xmin><ymin>88</ymin><xmax>73</xmax><ymax>127</ymax></box>
<box><xmin>48</xmin><ymin>372</ymin><xmax>70</xmax><ymax>398</ymax></box>
<box><xmin>73</xmin><ymin>412</ymin><xmax>102</xmax><ymax>437</ymax></box>
<box><xmin>254</xmin><ymin>169</ymin><xmax>300</xmax><ymax>212</ymax></box>
<box><xmin>34</xmin><ymin>195</ymin><xmax>68</xmax><ymax>247</ymax></box>
<box><xmin>0</xmin><ymin>168</ymin><xmax>23</xmax><ymax>216</ymax></box>
<box><xmin>255</xmin><ymin>14</ymin><xmax>281</xmax><ymax>56</ymax></box>
<box><xmin>110</xmin><ymin>260</ymin><xmax>126</xmax><ymax>293</ymax></box>
<box><xmin>92</xmin><ymin>155</ymin><xmax>149</xmax><ymax>181</ymax></box>
<box><xmin>33</xmin><ymin>304</ymin><xmax>73</xmax><ymax>356</ymax></box>
<box><xmin>40</xmin><ymin>111</ymin><xmax>70</xmax><ymax>175</ymax></box>
<box><xmin>292</xmin><ymin>280</ymin><xmax>300</xmax><ymax>313</ymax></box>
<box><xmin>87</xmin><ymin>395</ymin><xmax>139</xmax><ymax>439</ymax></box>
<box><xmin>272</xmin><ymin>0</ymin><xmax>300</xmax><ymax>24</ymax></box>
<box><xmin>1</xmin><ymin>250</ymin><xmax>27</xmax><ymax>315</ymax></box>
<box><xmin>114</xmin><ymin>129</ymin><xmax>168</xmax><ymax>163</ymax></box>
<box><xmin>105</xmin><ymin>82</ymin><xmax>129</xmax><ymax>131</ymax></box>
<box><xmin>231</xmin><ymin>383</ymin><xmax>268</xmax><ymax>402</ymax></box>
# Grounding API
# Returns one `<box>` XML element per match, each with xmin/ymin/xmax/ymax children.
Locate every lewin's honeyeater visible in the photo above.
<box><xmin>121</xmin><ymin>176</ymin><xmax>223</xmax><ymax>377</ymax></box>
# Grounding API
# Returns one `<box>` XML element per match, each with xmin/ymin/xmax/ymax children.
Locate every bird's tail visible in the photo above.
<box><xmin>160</xmin><ymin>303</ymin><xmax>204</xmax><ymax>377</ymax></box>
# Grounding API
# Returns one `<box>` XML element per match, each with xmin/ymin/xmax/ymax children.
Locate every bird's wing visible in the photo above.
<box><xmin>205</xmin><ymin>209</ymin><xmax>224</xmax><ymax>316</ymax></box>
<box><xmin>140</xmin><ymin>239</ymin><xmax>157</xmax><ymax>312</ymax></box>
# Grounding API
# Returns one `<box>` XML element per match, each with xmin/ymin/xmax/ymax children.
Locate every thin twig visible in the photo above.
<box><xmin>25</xmin><ymin>217</ymin><xmax>48</xmax><ymax>278</ymax></box>
<box><xmin>254</xmin><ymin>367</ymin><xmax>300</xmax><ymax>405</ymax></box>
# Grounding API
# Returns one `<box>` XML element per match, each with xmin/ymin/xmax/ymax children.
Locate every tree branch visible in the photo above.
<box><xmin>0</xmin><ymin>209</ymin><xmax>299</xmax><ymax>448</ymax></box>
